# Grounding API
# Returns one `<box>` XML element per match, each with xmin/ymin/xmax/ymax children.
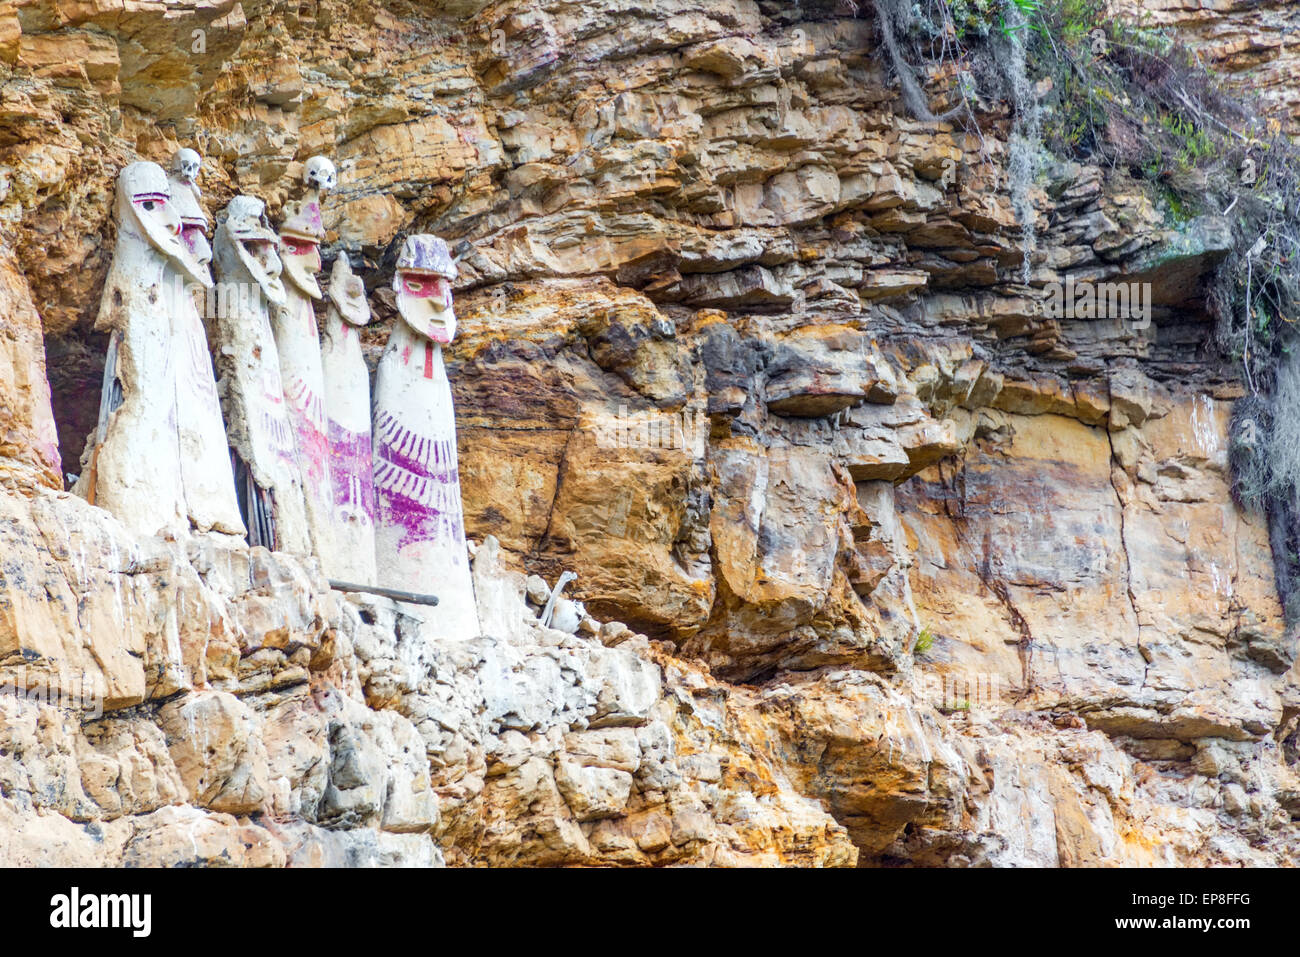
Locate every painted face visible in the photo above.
<box><xmin>166</xmin><ymin>151</ymin><xmax>212</xmax><ymax>283</ymax></box>
<box><xmin>180</xmin><ymin>222</ymin><xmax>212</xmax><ymax>268</ymax></box>
<box><xmin>118</xmin><ymin>162</ymin><xmax>211</xmax><ymax>288</ymax></box>
<box><xmin>327</xmin><ymin>255</ymin><xmax>370</xmax><ymax>326</ymax></box>
<box><xmin>280</xmin><ymin>235</ymin><xmax>322</xmax><ymax>299</ymax></box>
<box><xmin>132</xmin><ymin>191</ymin><xmax>180</xmax><ymax>236</ymax></box>
<box><xmin>248</xmin><ymin>240</ymin><xmax>286</xmax><ymax>304</ymax></box>
<box><xmin>400</xmin><ymin>273</ymin><xmax>451</xmax><ymax>307</ymax></box>
<box><xmin>216</xmin><ymin>196</ymin><xmax>287</xmax><ymax>307</ymax></box>
<box><xmin>395</xmin><ymin>271</ymin><xmax>455</xmax><ymax>343</ymax></box>
<box><xmin>392</xmin><ymin>234</ymin><xmax>458</xmax><ymax>343</ymax></box>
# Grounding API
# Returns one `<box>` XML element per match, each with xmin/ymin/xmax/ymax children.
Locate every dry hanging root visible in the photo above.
<box><xmin>870</xmin><ymin>0</ymin><xmax>968</xmax><ymax>123</ymax></box>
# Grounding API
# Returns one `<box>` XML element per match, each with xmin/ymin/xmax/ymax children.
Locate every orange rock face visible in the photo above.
<box><xmin>0</xmin><ymin>248</ymin><xmax>60</xmax><ymax>486</ymax></box>
<box><xmin>0</xmin><ymin>0</ymin><xmax>1296</xmax><ymax>866</ymax></box>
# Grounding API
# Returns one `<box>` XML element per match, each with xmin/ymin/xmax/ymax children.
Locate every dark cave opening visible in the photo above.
<box><xmin>44</xmin><ymin>331</ymin><xmax>108</xmax><ymax>489</ymax></box>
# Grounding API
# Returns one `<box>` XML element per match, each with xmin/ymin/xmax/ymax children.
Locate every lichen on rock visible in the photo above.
<box><xmin>0</xmin><ymin>0</ymin><xmax>1297</xmax><ymax>867</ymax></box>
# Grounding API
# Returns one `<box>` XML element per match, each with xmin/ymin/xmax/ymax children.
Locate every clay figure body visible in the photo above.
<box><xmin>320</xmin><ymin>256</ymin><xmax>378</xmax><ymax>584</ymax></box>
<box><xmin>373</xmin><ymin>235</ymin><xmax>480</xmax><ymax>640</ymax></box>
<box><xmin>211</xmin><ymin>196</ymin><xmax>311</xmax><ymax>553</ymax></box>
<box><xmin>166</xmin><ymin>148</ymin><xmax>245</xmax><ymax>535</ymax></box>
<box><xmin>75</xmin><ymin>161</ymin><xmax>220</xmax><ymax>536</ymax></box>
<box><xmin>272</xmin><ymin>188</ymin><xmax>335</xmax><ymax>560</ymax></box>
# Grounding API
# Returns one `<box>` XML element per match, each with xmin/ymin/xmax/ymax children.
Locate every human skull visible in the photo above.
<box><xmin>304</xmin><ymin>156</ymin><xmax>337</xmax><ymax>193</ymax></box>
<box><xmin>166</xmin><ymin>152</ymin><xmax>212</xmax><ymax>277</ymax></box>
<box><xmin>171</xmin><ymin>148</ymin><xmax>202</xmax><ymax>184</ymax></box>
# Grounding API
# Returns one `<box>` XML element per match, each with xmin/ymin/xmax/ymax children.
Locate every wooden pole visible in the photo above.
<box><xmin>328</xmin><ymin>579</ymin><xmax>440</xmax><ymax>606</ymax></box>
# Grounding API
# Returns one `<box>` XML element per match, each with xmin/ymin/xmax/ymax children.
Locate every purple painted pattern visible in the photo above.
<box><xmin>328</xmin><ymin>421</ymin><xmax>376</xmax><ymax>519</ymax></box>
<box><xmin>373</xmin><ymin>410</ymin><xmax>464</xmax><ymax>550</ymax></box>
<box><xmin>284</xmin><ymin>376</ymin><xmax>331</xmax><ymax>505</ymax></box>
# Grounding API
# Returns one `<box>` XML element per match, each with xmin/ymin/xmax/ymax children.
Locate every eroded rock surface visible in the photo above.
<box><xmin>1</xmin><ymin>0</ymin><xmax>1298</xmax><ymax>866</ymax></box>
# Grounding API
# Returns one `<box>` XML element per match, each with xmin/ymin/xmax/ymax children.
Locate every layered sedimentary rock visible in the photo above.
<box><xmin>0</xmin><ymin>0</ymin><xmax>1298</xmax><ymax>865</ymax></box>
<box><xmin>0</xmin><ymin>247</ymin><xmax>60</xmax><ymax>487</ymax></box>
<box><xmin>1133</xmin><ymin>0</ymin><xmax>1300</xmax><ymax>130</ymax></box>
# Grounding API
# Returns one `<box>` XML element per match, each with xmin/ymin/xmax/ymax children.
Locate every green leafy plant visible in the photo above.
<box><xmin>1000</xmin><ymin>0</ymin><xmax>1045</xmax><ymax>37</ymax></box>
<box><xmin>867</xmin><ymin>0</ymin><xmax>1300</xmax><ymax>622</ymax></box>
<box><xmin>913</xmin><ymin>627</ymin><xmax>936</xmax><ymax>656</ymax></box>
<box><xmin>1016</xmin><ymin>1</ymin><xmax>1300</xmax><ymax>621</ymax></box>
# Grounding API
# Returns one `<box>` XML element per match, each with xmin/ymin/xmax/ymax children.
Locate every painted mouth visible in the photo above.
<box><xmin>235</xmin><ymin>237</ymin><xmax>287</xmax><ymax>306</ymax></box>
<box><xmin>181</xmin><ymin>223</ymin><xmax>212</xmax><ymax>267</ymax></box>
<box><xmin>280</xmin><ymin>237</ymin><xmax>323</xmax><ymax>299</ymax></box>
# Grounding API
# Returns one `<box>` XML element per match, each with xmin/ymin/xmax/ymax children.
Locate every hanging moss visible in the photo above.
<box><xmin>869</xmin><ymin>0</ymin><xmax>1300</xmax><ymax>620</ymax></box>
<box><xmin>996</xmin><ymin>2</ymin><xmax>1043</xmax><ymax>282</ymax></box>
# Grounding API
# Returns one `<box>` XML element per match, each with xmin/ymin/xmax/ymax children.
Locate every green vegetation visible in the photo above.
<box><xmin>871</xmin><ymin>0</ymin><xmax>1300</xmax><ymax>621</ymax></box>
<box><xmin>913</xmin><ymin>626</ymin><xmax>935</xmax><ymax>656</ymax></box>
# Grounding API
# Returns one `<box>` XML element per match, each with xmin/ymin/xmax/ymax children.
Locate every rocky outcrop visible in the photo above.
<box><xmin>1131</xmin><ymin>0</ymin><xmax>1300</xmax><ymax>130</ymax></box>
<box><xmin>1</xmin><ymin>0</ymin><xmax>1298</xmax><ymax>865</ymax></box>
<box><xmin>0</xmin><ymin>486</ymin><xmax>855</xmax><ymax>866</ymax></box>
<box><xmin>0</xmin><ymin>248</ymin><xmax>60</xmax><ymax>487</ymax></box>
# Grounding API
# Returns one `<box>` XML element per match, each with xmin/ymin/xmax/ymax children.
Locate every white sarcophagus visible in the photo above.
<box><xmin>211</xmin><ymin>195</ymin><xmax>311</xmax><ymax>554</ymax></box>
<box><xmin>320</xmin><ymin>255</ymin><xmax>378</xmax><ymax>585</ymax></box>
<box><xmin>167</xmin><ymin>148</ymin><xmax>245</xmax><ymax>536</ymax></box>
<box><xmin>75</xmin><ymin>161</ymin><xmax>226</xmax><ymax>537</ymax></box>
<box><xmin>372</xmin><ymin>235</ymin><xmax>480</xmax><ymax>641</ymax></box>
<box><xmin>272</xmin><ymin>183</ymin><xmax>335</xmax><ymax>562</ymax></box>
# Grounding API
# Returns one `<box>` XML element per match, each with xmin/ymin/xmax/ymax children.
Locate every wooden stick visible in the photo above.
<box><xmin>328</xmin><ymin>579</ymin><xmax>440</xmax><ymax>606</ymax></box>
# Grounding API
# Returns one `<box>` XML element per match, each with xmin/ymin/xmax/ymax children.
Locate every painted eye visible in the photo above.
<box><xmin>405</xmin><ymin>280</ymin><xmax>422</xmax><ymax>293</ymax></box>
<box><xmin>142</xmin><ymin>200</ymin><xmax>156</xmax><ymax>211</ymax></box>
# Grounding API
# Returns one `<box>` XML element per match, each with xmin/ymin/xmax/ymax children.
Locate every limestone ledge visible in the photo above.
<box><xmin>0</xmin><ymin>473</ymin><xmax>858</xmax><ymax>866</ymax></box>
<box><xmin>1</xmin><ymin>0</ymin><xmax>1298</xmax><ymax>866</ymax></box>
<box><xmin>0</xmin><ymin>460</ymin><xmax>1295</xmax><ymax>865</ymax></box>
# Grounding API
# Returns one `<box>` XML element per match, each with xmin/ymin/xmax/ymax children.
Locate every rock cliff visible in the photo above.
<box><xmin>1</xmin><ymin>0</ymin><xmax>1298</xmax><ymax>866</ymax></box>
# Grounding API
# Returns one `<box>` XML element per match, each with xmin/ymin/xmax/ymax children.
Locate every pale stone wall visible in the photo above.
<box><xmin>0</xmin><ymin>0</ymin><xmax>1296</xmax><ymax>865</ymax></box>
